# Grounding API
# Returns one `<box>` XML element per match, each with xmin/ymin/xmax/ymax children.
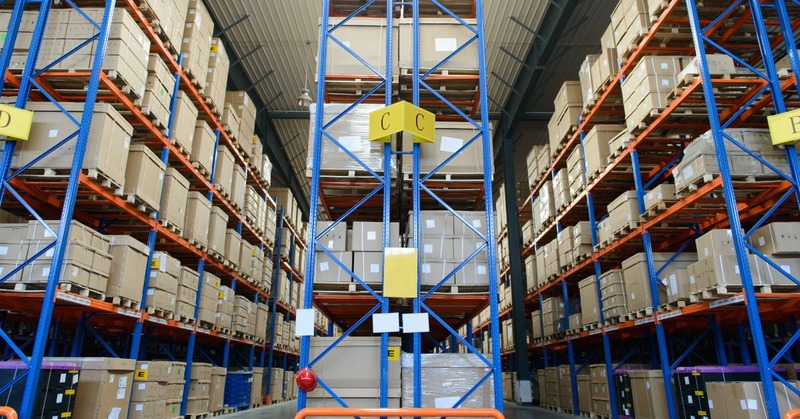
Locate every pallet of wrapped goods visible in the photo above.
<box><xmin>590</xmin><ymin>364</ymin><xmax>612</xmax><ymax>417</ymax></box>
<box><xmin>602</xmin><ymin>190</ymin><xmax>640</xmax><ymax>244</ymax></box>
<box><xmin>401</xmin><ymin>121</ymin><xmax>493</xmax><ymax>178</ymax></box>
<box><xmin>187</xmin><ymin>362</ymin><xmax>212</xmax><ymax>417</ymax></box>
<box><xmin>224</xmin><ymin>229</ymin><xmax>242</xmax><ymax>270</ymax></box>
<box><xmin>579</xmin><ymin>54</ymin><xmax>600</xmax><ymax>112</ymax></box>
<box><xmin>557</xmin><ymin>225</ymin><xmax>573</xmax><ymax>270</ymax></box>
<box><xmin>142</xmin><ymin>54</ymin><xmax>175</xmax><ymax>129</ymax></box>
<box><xmin>181</xmin><ymin>0</ymin><xmax>213</xmax><ymax>88</ymax></box>
<box><xmin>548</xmin><ymin>81</ymin><xmax>583</xmax><ymax>155</ymax></box>
<box><xmin>184</xmin><ymin>191</ymin><xmax>211</xmax><ymax>250</ymax></box>
<box><xmin>12</xmin><ymin>102</ymin><xmax>133</xmax><ymax>193</ymax></box>
<box><xmin>209</xmin><ymin>367</ymin><xmax>227</xmax><ymax>414</ymax></box>
<box><xmin>191</xmin><ymin>120</ymin><xmax>216</xmax><ymax>179</ymax></box>
<box><xmin>216</xmin><ymin>285</ymin><xmax>234</xmax><ymax>332</ymax></box>
<box><xmin>123</xmin><ymin>144</ymin><xmax>165</xmax><ymax>217</ymax></box>
<box><xmin>611</xmin><ymin>0</ymin><xmax>651</xmax><ymax>63</ymax></box>
<box><xmin>578</xmin><ymin>276</ymin><xmax>600</xmax><ymax>327</ymax></box>
<box><xmin>198</xmin><ymin>272</ymin><xmax>220</xmax><ymax>328</ymax></box>
<box><xmin>204</xmin><ymin>38</ymin><xmax>229</xmax><ymax>115</ymax></box>
<box><xmin>261</xmin><ymin>153</ymin><xmax>273</xmax><ymax>187</ymax></box>
<box><xmin>106</xmin><ymin>235</ymin><xmax>148</xmax><ymax>309</ymax></box>
<box><xmin>552</xmin><ymin>169</ymin><xmax>570</xmax><ymax>211</ymax></box>
<box><xmin>532</xmin><ymin>180</ymin><xmax>555</xmax><ymax>235</ymax></box>
<box><xmin>239</xmin><ymin>240</ymin><xmax>255</xmax><ymax>279</ymax></box>
<box><xmin>249</xmin><ymin>137</ymin><xmax>264</xmax><ymax>178</ymax></box>
<box><xmin>621</xmin><ymin>56</ymin><xmax>684</xmax><ymax>133</ymax></box>
<box><xmin>621</xmin><ymin>252</ymin><xmax>696</xmax><ymax>319</ymax></box>
<box><xmin>643</xmin><ymin>183</ymin><xmax>677</xmax><ymax>217</ymax></box>
<box><xmin>207</xmin><ymin>206</ymin><xmax>228</xmax><ymax>260</ymax></box>
<box><xmin>593</xmin><ymin>24</ymin><xmax>619</xmax><ymax>94</ymax></box>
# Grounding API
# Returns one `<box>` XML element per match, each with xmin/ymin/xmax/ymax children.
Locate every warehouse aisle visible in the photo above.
<box><xmin>221</xmin><ymin>402</ymin><xmax>573</xmax><ymax>418</ymax></box>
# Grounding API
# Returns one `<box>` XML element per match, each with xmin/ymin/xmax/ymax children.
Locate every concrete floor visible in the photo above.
<box><xmin>222</xmin><ymin>401</ymin><xmax>574</xmax><ymax>418</ymax></box>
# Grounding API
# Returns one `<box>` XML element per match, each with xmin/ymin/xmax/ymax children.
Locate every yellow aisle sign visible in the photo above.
<box><xmin>369</xmin><ymin>101</ymin><xmax>435</xmax><ymax>144</ymax></box>
<box><xmin>0</xmin><ymin>103</ymin><xmax>34</xmax><ymax>141</ymax></box>
<box><xmin>767</xmin><ymin>108</ymin><xmax>800</xmax><ymax>146</ymax></box>
<box><xmin>383</xmin><ymin>247</ymin><xmax>418</xmax><ymax>298</ymax></box>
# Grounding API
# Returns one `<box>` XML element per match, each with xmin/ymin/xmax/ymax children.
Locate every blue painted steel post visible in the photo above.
<box><xmin>631</xmin><ymin>149</ymin><xmax>678</xmax><ymax>419</ymax></box>
<box><xmin>579</xmin><ymin>128</ymin><xmax>618</xmax><ymax>418</ymax></box>
<box><xmin>685</xmin><ymin>1</ymin><xmax>778</xmax><ymax>416</ymax></box>
<box><xmin>379</xmin><ymin>1</ymin><xmax>393</xmax><ymax>411</ymax></box>
<box><xmin>562</xmin><ymin>279</ymin><xmax>579</xmax><ymax>413</ymax></box>
<box><xmin>20</xmin><ymin>3</ymin><xmax>117</xmax><ymax>417</ymax></box>
<box><xmin>474</xmin><ymin>0</ymin><xmax>504</xmax><ymax>410</ymax></box>
<box><xmin>411</xmin><ymin>0</ymin><xmax>422</xmax><ymax>410</ymax></box>
<box><xmin>266</xmin><ymin>207</ymin><xmax>284</xmax><ymax>402</ymax></box>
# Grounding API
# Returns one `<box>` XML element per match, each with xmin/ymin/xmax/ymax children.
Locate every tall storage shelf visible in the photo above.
<box><xmin>481</xmin><ymin>0</ymin><xmax>800</xmax><ymax>418</ymax></box>
<box><xmin>0</xmin><ymin>1</ymin><xmax>324</xmax><ymax>417</ymax></box>
<box><xmin>301</xmin><ymin>0</ymin><xmax>504</xmax><ymax>414</ymax></box>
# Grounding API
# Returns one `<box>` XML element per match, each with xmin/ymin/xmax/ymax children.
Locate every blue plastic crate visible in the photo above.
<box><xmin>224</xmin><ymin>370</ymin><xmax>253</xmax><ymax>409</ymax></box>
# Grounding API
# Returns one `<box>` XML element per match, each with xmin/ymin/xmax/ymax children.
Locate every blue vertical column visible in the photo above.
<box><xmin>630</xmin><ymin>149</ymin><xmax>677</xmax><ymax>419</ymax></box>
<box><xmin>579</xmin><ymin>129</ymin><xmax>618</xmax><ymax>418</ymax></box>
<box><xmin>411</xmin><ymin>0</ymin><xmax>423</xmax><ymax>410</ymax></box>
<box><xmin>379</xmin><ymin>0</ymin><xmax>393</xmax><ymax>410</ymax></box>
<box><xmin>266</xmin><ymin>206</ymin><xmax>285</xmax><ymax>403</ymax></box>
<box><xmin>20</xmin><ymin>3</ymin><xmax>117</xmax><ymax>417</ymax></box>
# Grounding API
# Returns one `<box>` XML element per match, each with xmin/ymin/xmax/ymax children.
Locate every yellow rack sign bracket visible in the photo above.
<box><xmin>383</xmin><ymin>247</ymin><xmax>418</xmax><ymax>298</ymax></box>
<box><xmin>0</xmin><ymin>104</ymin><xmax>34</xmax><ymax>141</ymax></box>
<box><xmin>369</xmin><ymin>101</ymin><xmax>435</xmax><ymax>144</ymax></box>
<box><xmin>767</xmin><ymin>108</ymin><xmax>800</xmax><ymax>146</ymax></box>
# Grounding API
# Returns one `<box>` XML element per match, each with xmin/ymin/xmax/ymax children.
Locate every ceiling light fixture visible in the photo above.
<box><xmin>297</xmin><ymin>41</ymin><xmax>313</xmax><ymax>107</ymax></box>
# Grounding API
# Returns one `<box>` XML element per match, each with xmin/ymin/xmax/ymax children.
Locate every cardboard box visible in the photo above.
<box><xmin>398</xmin><ymin>18</ymin><xmax>478</xmax><ymax>70</ymax></box>
<box><xmin>316</xmin><ymin>221</ymin><xmax>348</xmax><ymax>251</ymax></box>
<box><xmin>191</xmin><ymin>120</ymin><xmax>216</xmax><ymax>177</ymax></box>
<box><xmin>401</xmin><ymin>121</ymin><xmax>492</xmax><ymax>175</ymax></box>
<box><xmin>106</xmin><ymin>235</ymin><xmax>149</xmax><ymax>305</ymax></box>
<box><xmin>321</xmin><ymin>17</ymin><xmax>399</xmax><ymax>77</ymax></box>
<box><xmin>756</xmin><ymin>255</ymin><xmax>800</xmax><ymax>286</ymax></box>
<box><xmin>749</xmin><ymin>222</ymin><xmax>800</xmax><ymax>256</ymax></box>
<box><xmin>13</xmin><ymin>102</ymin><xmax>133</xmax><ymax>190</ymax></box>
<box><xmin>184</xmin><ymin>191</ymin><xmax>211</xmax><ymax>248</ymax></box>
<box><xmin>693</xmin><ymin>254</ymin><xmax>762</xmax><ymax>291</ymax></box>
<box><xmin>181</xmin><ymin>0</ymin><xmax>213</xmax><ymax>84</ymax></box>
<box><xmin>159</xmin><ymin>168</ymin><xmax>189</xmax><ymax>231</ymax></box>
<box><xmin>351</xmin><ymin>221</ymin><xmax>401</xmax><ymax>251</ymax></box>
<box><xmin>214</xmin><ymin>146</ymin><xmax>235</xmax><ymax>196</ymax></box>
<box><xmin>230</xmin><ymin>164</ymin><xmax>247</xmax><ymax>211</ymax></box>
<box><xmin>420</xmin><ymin>261</ymin><xmax>453</xmax><ymax>286</ymax></box>
<box><xmin>315</xmin><ymin>251</ymin><xmax>353</xmax><ymax>283</ymax></box>
<box><xmin>400</xmin><ymin>353</ymin><xmax>492</xmax><ymax>409</ymax></box>
<box><xmin>583</xmin><ymin>125</ymin><xmax>624</xmax><ymax>177</ymax></box>
<box><xmin>696</xmin><ymin>229</ymin><xmax>734</xmax><ymax>259</ymax></box>
<box><xmin>409</xmin><ymin>210</ymin><xmax>454</xmax><ymax>236</ymax></box>
<box><xmin>352</xmin><ymin>251</ymin><xmax>383</xmax><ymax>284</ymax></box>
<box><xmin>207</xmin><ymin>206</ymin><xmax>228</xmax><ymax>256</ymax></box>
<box><xmin>172</xmin><ymin>91</ymin><xmax>199</xmax><ymax>155</ymax></box>
<box><xmin>69</xmin><ymin>357</ymin><xmax>136</xmax><ymax>419</ymax></box>
<box><xmin>629</xmin><ymin>369</ymin><xmax>668</xmax><ymax>419</ymax></box>
<box><xmin>621</xmin><ymin>252</ymin><xmax>697</xmax><ymax>311</ymax></box>
<box><xmin>224</xmin><ymin>229</ymin><xmax>242</xmax><ymax>268</ymax></box>
<box><xmin>644</xmin><ymin>183</ymin><xmax>676</xmax><ymax>212</ymax></box>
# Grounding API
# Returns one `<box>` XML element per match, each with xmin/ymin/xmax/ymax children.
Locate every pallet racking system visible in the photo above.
<box><xmin>476</xmin><ymin>0</ymin><xmax>800</xmax><ymax>418</ymax></box>
<box><xmin>299</xmin><ymin>0</ymin><xmax>503</xmax><ymax>413</ymax></box>
<box><xmin>0</xmin><ymin>1</ymin><xmax>321</xmax><ymax>417</ymax></box>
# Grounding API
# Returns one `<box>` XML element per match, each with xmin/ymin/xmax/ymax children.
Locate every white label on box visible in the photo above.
<box><xmin>683</xmin><ymin>165</ymin><xmax>694</xmax><ymax>179</ymax></box>
<box><xmin>49</xmin><ymin>129</ymin><xmax>58</xmax><ymax>138</ymax></box>
<box><xmin>704</xmin><ymin>248</ymin><xmax>709</xmax><ymax>257</ymax></box>
<box><xmin>56</xmin><ymin>393</ymin><xmax>63</xmax><ymax>404</ymax></box>
<box><xmin>685</xmin><ymin>377</ymin><xmax>690</xmax><ymax>385</ymax></box>
<box><xmin>319</xmin><ymin>261</ymin><xmax>329</xmax><ymax>272</ymax></box>
<box><xmin>367</xmin><ymin>231</ymin><xmax>377</xmax><ymax>241</ymax></box>
<box><xmin>740</xmin><ymin>400</ymin><xmax>748</xmax><ymax>410</ymax></box>
<box><xmin>138</xmin><ymin>383</ymin><xmax>146</xmax><ymax>390</ymax></box>
<box><xmin>669</xmin><ymin>273</ymin><xmax>678</xmax><ymax>295</ymax></box>
<box><xmin>338</xmin><ymin>136</ymin><xmax>362</xmax><ymax>152</ymax></box>
<box><xmin>688</xmin><ymin>395</ymin><xmax>693</xmax><ymax>403</ymax></box>
<box><xmin>758</xmin><ymin>237</ymin><xmax>765</xmax><ymax>246</ymax></box>
<box><xmin>434</xmin><ymin>396</ymin><xmax>460</xmax><ymax>408</ymax></box>
<box><xmin>328</xmin><ymin>240</ymin><xmax>334</xmax><ymax>249</ymax></box>
<box><xmin>735</xmin><ymin>264</ymin><xmax>740</xmax><ymax>274</ymax></box>
<box><xmin>426</xmin><ymin>219</ymin><xmax>435</xmax><ymax>229</ymax></box>
<box><xmin>478</xmin><ymin>265</ymin><xmax>487</xmax><ymax>275</ymax></box>
<box><xmin>661</xmin><ymin>62</ymin><xmax>669</xmax><ymax>69</ymax></box>
<box><xmin>709</xmin><ymin>400</ymin><xmax>714</xmax><ymax>409</ymax></box>
<box><xmin>646</xmin><ymin>192</ymin><xmax>654</xmax><ymax>201</ymax></box>
<box><xmin>440</xmin><ymin>136</ymin><xmax>463</xmax><ymax>153</ymax></box>
<box><xmin>424</xmin><ymin>244</ymin><xmax>433</xmax><ymax>254</ymax></box>
<box><xmin>782</xmin><ymin>265</ymin><xmax>791</xmax><ymax>274</ymax></box>
<box><xmin>422</xmin><ymin>264</ymin><xmax>431</xmax><ymax>274</ymax></box>
<box><xmin>662</xmin><ymin>78</ymin><xmax>670</xmax><ymax>87</ymax></box>
<box><xmin>59</xmin><ymin>373</ymin><xmax>66</xmax><ymax>383</ymax></box>
<box><xmin>116</xmin><ymin>388</ymin><xmax>125</xmax><ymax>399</ymax></box>
<box><xmin>42</xmin><ymin>266</ymin><xmax>50</xmax><ymax>277</ymax></box>
<box><xmin>0</xmin><ymin>246</ymin><xmax>7</xmax><ymax>256</ymax></box>
<box><xmin>747</xmin><ymin>399</ymin><xmax>758</xmax><ymax>410</ymax></box>
<box><xmin>472</xmin><ymin>219</ymin><xmax>482</xmax><ymax>228</ymax></box>
<box><xmin>434</xmin><ymin>38</ymin><xmax>457</xmax><ymax>52</ymax></box>
<box><xmin>109</xmin><ymin>406</ymin><xmax>122</xmax><ymax>418</ymax></box>
<box><xmin>73</xmin><ymin>374</ymin><xmax>80</xmax><ymax>384</ymax></box>
<box><xmin>370</xmin><ymin>264</ymin><xmax>380</xmax><ymax>273</ymax></box>
<box><xmin>135</xmin><ymin>404</ymin><xmax>144</xmax><ymax>411</ymax></box>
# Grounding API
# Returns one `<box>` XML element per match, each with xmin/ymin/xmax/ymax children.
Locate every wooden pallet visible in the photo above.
<box><xmin>624</xmin><ymin>307</ymin><xmax>654</xmax><ymax>321</ymax></box>
<box><xmin>176</xmin><ymin>314</ymin><xmax>196</xmax><ymax>325</ymax></box>
<box><xmin>658</xmin><ymin>299</ymin><xmax>688</xmax><ymax>312</ymax></box>
<box><xmin>122</xmin><ymin>193</ymin><xmax>158</xmax><ymax>218</ymax></box>
<box><xmin>2</xmin><ymin>281</ymin><xmax>106</xmax><ymax>301</ymax></box>
<box><xmin>582</xmin><ymin>322</ymin><xmax>601</xmax><ymax>331</ymax></box>
<box><xmin>212</xmin><ymin>325</ymin><xmax>231</xmax><ymax>334</ymax></box>
<box><xmin>192</xmin><ymin>161</ymin><xmax>212</xmax><ymax>180</ymax></box>
<box><xmin>642</xmin><ymin>200</ymin><xmax>678</xmax><ymax>220</ymax></box>
<box><xmin>106</xmin><ymin>295</ymin><xmax>140</xmax><ymax>310</ymax></box>
<box><xmin>159</xmin><ymin>218</ymin><xmax>183</xmax><ymax>236</ymax></box>
<box><xmin>139</xmin><ymin>105</ymin><xmax>169</xmax><ymax>132</ymax></box>
<box><xmin>184</xmin><ymin>413</ymin><xmax>211</xmax><ymax>419</ymax></box>
<box><xmin>145</xmin><ymin>306</ymin><xmax>174</xmax><ymax>320</ymax></box>
<box><xmin>604</xmin><ymin>315</ymin><xmax>622</xmax><ymax>325</ymax></box>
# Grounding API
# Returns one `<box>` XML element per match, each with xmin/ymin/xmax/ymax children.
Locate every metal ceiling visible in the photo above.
<box><xmin>204</xmin><ymin>0</ymin><xmax>611</xmax><ymax>207</ymax></box>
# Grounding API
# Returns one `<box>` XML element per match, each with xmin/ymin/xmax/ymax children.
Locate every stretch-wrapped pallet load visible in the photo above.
<box><xmin>205</xmin><ymin>38</ymin><xmax>230</xmax><ymax>113</ymax></box>
<box><xmin>401</xmin><ymin>353</ymin><xmax>494</xmax><ymax>409</ymax></box>
<box><xmin>548</xmin><ymin>81</ymin><xmax>583</xmax><ymax>154</ymax></box>
<box><xmin>142</xmin><ymin>54</ymin><xmax>176</xmax><ymax>128</ymax></box>
<box><xmin>401</xmin><ymin>122</ymin><xmax>493</xmax><ymax>177</ymax></box>
<box><xmin>225</xmin><ymin>91</ymin><xmax>257</xmax><ymax>155</ymax></box>
<box><xmin>621</xmin><ymin>56</ymin><xmax>683</xmax><ymax>133</ymax></box>
<box><xmin>307</xmin><ymin>103</ymin><xmax>396</xmax><ymax>177</ymax></box>
<box><xmin>160</xmin><ymin>168</ymin><xmax>190</xmax><ymax>233</ymax></box>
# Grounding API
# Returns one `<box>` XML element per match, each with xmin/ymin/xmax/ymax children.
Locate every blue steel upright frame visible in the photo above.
<box><xmin>0</xmin><ymin>2</ymin><xmax>117</xmax><ymax>417</ymax></box>
<box><xmin>299</xmin><ymin>0</ymin><xmax>503</xmax><ymax>413</ymax></box>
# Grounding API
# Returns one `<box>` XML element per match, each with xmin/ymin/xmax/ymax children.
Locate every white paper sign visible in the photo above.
<box><xmin>295</xmin><ymin>308</ymin><xmax>316</xmax><ymax>337</ymax></box>
<box><xmin>434</xmin><ymin>38</ymin><xmax>458</xmax><ymax>52</ymax></box>
<box><xmin>440</xmin><ymin>136</ymin><xmax>464</xmax><ymax>153</ymax></box>
<box><xmin>402</xmin><ymin>313</ymin><xmax>430</xmax><ymax>333</ymax></box>
<box><xmin>372</xmin><ymin>313</ymin><xmax>400</xmax><ymax>333</ymax></box>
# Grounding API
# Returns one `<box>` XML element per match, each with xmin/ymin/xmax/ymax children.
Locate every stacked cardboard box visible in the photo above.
<box><xmin>172</xmin><ymin>91</ymin><xmax>200</xmax><ymax>156</ymax></box>
<box><xmin>621</xmin><ymin>252</ymin><xmax>697</xmax><ymax>314</ymax></box>
<box><xmin>231</xmin><ymin>164</ymin><xmax>247</xmax><ymax>212</ymax></box>
<box><xmin>13</xmin><ymin>102</ymin><xmax>133</xmax><ymax>191</ymax></box>
<box><xmin>593</xmin><ymin>25</ymin><xmax>619</xmax><ymax>92</ymax></box>
<box><xmin>544</xmin><ymin>367</ymin><xmax>560</xmax><ymax>408</ymax></box>
<box><xmin>567</xmin><ymin>145</ymin><xmax>585</xmax><ymax>198</ymax></box>
<box><xmin>401</xmin><ymin>122</ymin><xmax>492</xmax><ymax>176</ymax></box>
<box><xmin>160</xmin><ymin>168</ymin><xmax>189</xmax><ymax>232</ymax></box>
<box><xmin>0</xmin><ymin>224</ymin><xmax>27</xmax><ymax>284</ymax></box>
<box><xmin>600</xmin><ymin>269</ymin><xmax>626</xmax><ymax>321</ymax></box>
<box><xmin>251</xmin><ymin>369</ymin><xmax>264</xmax><ymax>406</ymax></box>
<box><xmin>174</xmin><ymin>267</ymin><xmax>199</xmax><ymax>322</ymax></box>
<box><xmin>579</xmin><ymin>54</ymin><xmax>600</xmax><ymax>110</ymax></box>
<box><xmin>191</xmin><ymin>120</ymin><xmax>217</xmax><ymax>179</ymax></box>
<box><xmin>224</xmin><ymin>229</ymin><xmax>242</xmax><ymax>270</ymax></box>
<box><xmin>184</xmin><ymin>191</ymin><xmax>211</xmax><ymax>249</ymax></box>
<box><xmin>181</xmin><ymin>0</ymin><xmax>213</xmax><ymax>84</ymax></box>
<box><xmin>198</xmin><ymin>272</ymin><xmax>220</xmax><ymax>326</ymax></box>
<box><xmin>351</xmin><ymin>221</ymin><xmax>401</xmax><ymax>285</ymax></box>
<box><xmin>207</xmin><ymin>206</ymin><xmax>228</xmax><ymax>258</ymax></box>
<box><xmin>533</xmin><ymin>181</ymin><xmax>555</xmax><ymax>235</ymax></box>
<box><xmin>19</xmin><ymin>220</ymin><xmax>112</xmax><ymax>294</ymax></box>
<box><xmin>577</xmin><ymin>374</ymin><xmax>592</xmax><ymax>414</ymax></box>
<box><xmin>542</xmin><ymin>237</ymin><xmax>560</xmax><ymax>281</ymax></box>
<box><xmin>559</xmin><ymin>365</ymin><xmax>575</xmax><ymax>410</ymax></box>
<box><xmin>542</xmin><ymin>296</ymin><xmax>566</xmax><ymax>337</ymax></box>
<box><xmin>583</xmin><ymin>125</ymin><xmax>625</xmax><ymax>179</ymax></box>
<box><xmin>557</xmin><ymin>226</ymin><xmax>574</xmax><ymax>270</ymax></box>
<box><xmin>626</xmin><ymin>370</ymin><xmax>668</xmax><ymax>418</ymax></box>
<box><xmin>611</xmin><ymin>0</ymin><xmax>651</xmax><ymax>62</ymax></box>
<box><xmin>524</xmin><ymin>254</ymin><xmax>537</xmax><ymax>292</ymax></box>
<box><xmin>225</xmin><ymin>91</ymin><xmax>257</xmax><ymax>154</ymax></box>
<box><xmin>708</xmin><ymin>380</ymin><xmax>800</xmax><ymax>419</ymax></box>
<box><xmin>500</xmin><ymin>319</ymin><xmax>513</xmax><ymax>352</ymax></box>
<box><xmin>643</xmin><ymin>183</ymin><xmax>677</xmax><ymax>214</ymax></box>
<box><xmin>209</xmin><ymin>366</ymin><xmax>227</xmax><ymax>413</ymax></box>
<box><xmin>552</xmin><ymin>169</ymin><xmax>571</xmax><ymax>210</ymax></box>
<box><xmin>147</xmin><ymin>251</ymin><xmax>180</xmax><ymax>317</ymax></box>
<box><xmin>598</xmin><ymin>190</ymin><xmax>640</xmax><ymax>242</ymax></box>
<box><xmin>214</xmin><ymin>141</ymin><xmax>236</xmax><ymax>198</ymax></box>
<box><xmin>131</xmin><ymin>360</ymin><xmax>186</xmax><ymax>419</ymax></box>
<box><xmin>521</xmin><ymin>220</ymin><xmax>534</xmax><ymax>246</ymax></box>
<box><xmin>142</xmin><ymin>54</ymin><xmax>175</xmax><ymax>128</ymax></box>
<box><xmin>548</xmin><ymin>81</ymin><xmax>583</xmax><ymax>154</ymax></box>
<box><xmin>124</xmin><ymin>144</ymin><xmax>166</xmax><ymax>212</ymax></box>
<box><xmin>268</xmin><ymin>367</ymin><xmax>284</xmax><ymax>402</ymax></box>
<box><xmin>187</xmin><ymin>362</ymin><xmax>212</xmax><ymax>416</ymax></box>
<box><xmin>139</xmin><ymin>0</ymin><xmax>188</xmax><ymax>52</ymax></box>
<box><xmin>410</xmin><ymin>211</ymin><xmax>453</xmax><ymax>287</ymax></box>
<box><xmin>60</xmin><ymin>357</ymin><xmax>136</xmax><ymax>419</ymax></box>
<box><xmin>232</xmin><ymin>295</ymin><xmax>252</xmax><ymax>337</ymax></box>
<box><xmin>314</xmin><ymin>221</ymin><xmax>351</xmax><ymax>285</ymax></box>
<box><xmin>673</xmin><ymin>128</ymin><xmax>788</xmax><ymax>194</ymax></box>
<box><xmin>687</xmin><ymin>229</ymin><xmax>772</xmax><ymax>295</ymax></box>
<box><xmin>572</xmin><ymin>222</ymin><xmax>593</xmax><ymax>262</ymax></box>
<box><xmin>239</xmin><ymin>240</ymin><xmax>255</xmax><ymax>279</ymax></box>
<box><xmin>398</xmin><ymin>18</ymin><xmax>478</xmax><ymax>70</ymax></box>
<box><xmin>526</xmin><ymin>145</ymin><xmax>549</xmax><ymax>188</ymax></box>
<box><xmin>216</xmin><ymin>285</ymin><xmax>234</xmax><ymax>331</ymax></box>
<box><xmin>320</xmin><ymin>17</ymin><xmax>399</xmax><ymax>78</ymax></box>
<box><xmin>106</xmin><ymin>235</ymin><xmax>149</xmax><ymax>308</ymax></box>
<box><xmin>401</xmin><ymin>353</ymin><xmax>492</xmax><ymax>409</ymax></box>
<box><xmin>578</xmin><ymin>275</ymin><xmax>600</xmax><ymax>326</ymax></box>
<box><xmin>205</xmin><ymin>38</ymin><xmax>229</xmax><ymax>113</ymax></box>
<box><xmin>749</xmin><ymin>222</ymin><xmax>800</xmax><ymax>286</ymax></box>
<box><xmin>621</xmin><ymin>56</ymin><xmax>684</xmax><ymax>132</ymax></box>
<box><xmin>590</xmin><ymin>364</ymin><xmax>612</xmax><ymax>416</ymax></box>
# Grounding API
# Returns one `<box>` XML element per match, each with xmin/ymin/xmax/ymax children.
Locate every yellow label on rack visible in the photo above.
<box><xmin>383</xmin><ymin>247</ymin><xmax>418</xmax><ymax>298</ymax></box>
<box><xmin>768</xmin><ymin>108</ymin><xmax>800</xmax><ymax>145</ymax></box>
<box><xmin>369</xmin><ymin>101</ymin><xmax>435</xmax><ymax>143</ymax></box>
<box><xmin>0</xmin><ymin>103</ymin><xmax>34</xmax><ymax>141</ymax></box>
<box><xmin>64</xmin><ymin>389</ymin><xmax>75</xmax><ymax>395</ymax></box>
<box><xmin>387</xmin><ymin>346</ymin><xmax>400</xmax><ymax>361</ymax></box>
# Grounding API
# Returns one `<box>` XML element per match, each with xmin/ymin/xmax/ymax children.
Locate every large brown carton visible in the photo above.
<box><xmin>124</xmin><ymin>144</ymin><xmax>166</xmax><ymax>211</ymax></box>
<box><xmin>621</xmin><ymin>252</ymin><xmax>697</xmax><ymax>312</ymax></box>
<box><xmin>398</xmin><ymin>18</ymin><xmax>478</xmax><ymax>70</ymax></box>
<box><xmin>644</xmin><ymin>183</ymin><xmax>676</xmax><ymax>212</ymax></box>
<box><xmin>352</xmin><ymin>251</ymin><xmax>383</xmax><ymax>284</ymax></box>
<box><xmin>207</xmin><ymin>206</ymin><xmax>228</xmax><ymax>257</ymax></box>
<box><xmin>749</xmin><ymin>222</ymin><xmax>800</xmax><ymax>256</ymax></box>
<box><xmin>172</xmin><ymin>91</ymin><xmax>199</xmax><ymax>155</ymax></box>
<box><xmin>224</xmin><ymin>229</ymin><xmax>242</xmax><ymax>269</ymax></box>
<box><xmin>142</xmin><ymin>54</ymin><xmax>174</xmax><ymax>128</ymax></box>
<box><xmin>214</xmin><ymin>146</ymin><xmax>235</xmax><ymax>196</ymax></box>
<box><xmin>351</xmin><ymin>221</ymin><xmax>401</xmax><ymax>251</ymax></box>
<box><xmin>695</xmin><ymin>229</ymin><xmax>735</xmax><ymax>259</ymax></box>
<box><xmin>230</xmin><ymin>164</ymin><xmax>247</xmax><ymax>211</ymax></box>
<box><xmin>191</xmin><ymin>120</ymin><xmax>217</xmax><ymax>178</ymax></box>
<box><xmin>209</xmin><ymin>367</ymin><xmax>226</xmax><ymax>412</ymax></box>
<box><xmin>13</xmin><ymin>102</ymin><xmax>133</xmax><ymax>190</ymax></box>
<box><xmin>401</xmin><ymin>121</ymin><xmax>492</xmax><ymax>175</ymax></box>
<box><xmin>321</xmin><ymin>17</ymin><xmax>399</xmax><ymax>77</ymax></box>
<box><xmin>160</xmin><ymin>168</ymin><xmax>189</xmax><ymax>231</ymax></box>
<box><xmin>184</xmin><ymin>192</ymin><xmax>211</xmax><ymax>248</ymax></box>
<box><xmin>68</xmin><ymin>357</ymin><xmax>136</xmax><ymax>419</ymax></box>
<box><xmin>107</xmin><ymin>235</ymin><xmax>149</xmax><ymax>306</ymax></box>
<box><xmin>629</xmin><ymin>369</ymin><xmax>668</xmax><ymax>419</ymax></box>
<box><xmin>315</xmin><ymin>251</ymin><xmax>353</xmax><ymax>283</ymax></box>
<box><xmin>205</xmin><ymin>38</ymin><xmax>229</xmax><ymax>112</ymax></box>
<box><xmin>181</xmin><ymin>0</ymin><xmax>213</xmax><ymax>84</ymax></box>
<box><xmin>583</xmin><ymin>125</ymin><xmax>624</xmax><ymax>177</ymax></box>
